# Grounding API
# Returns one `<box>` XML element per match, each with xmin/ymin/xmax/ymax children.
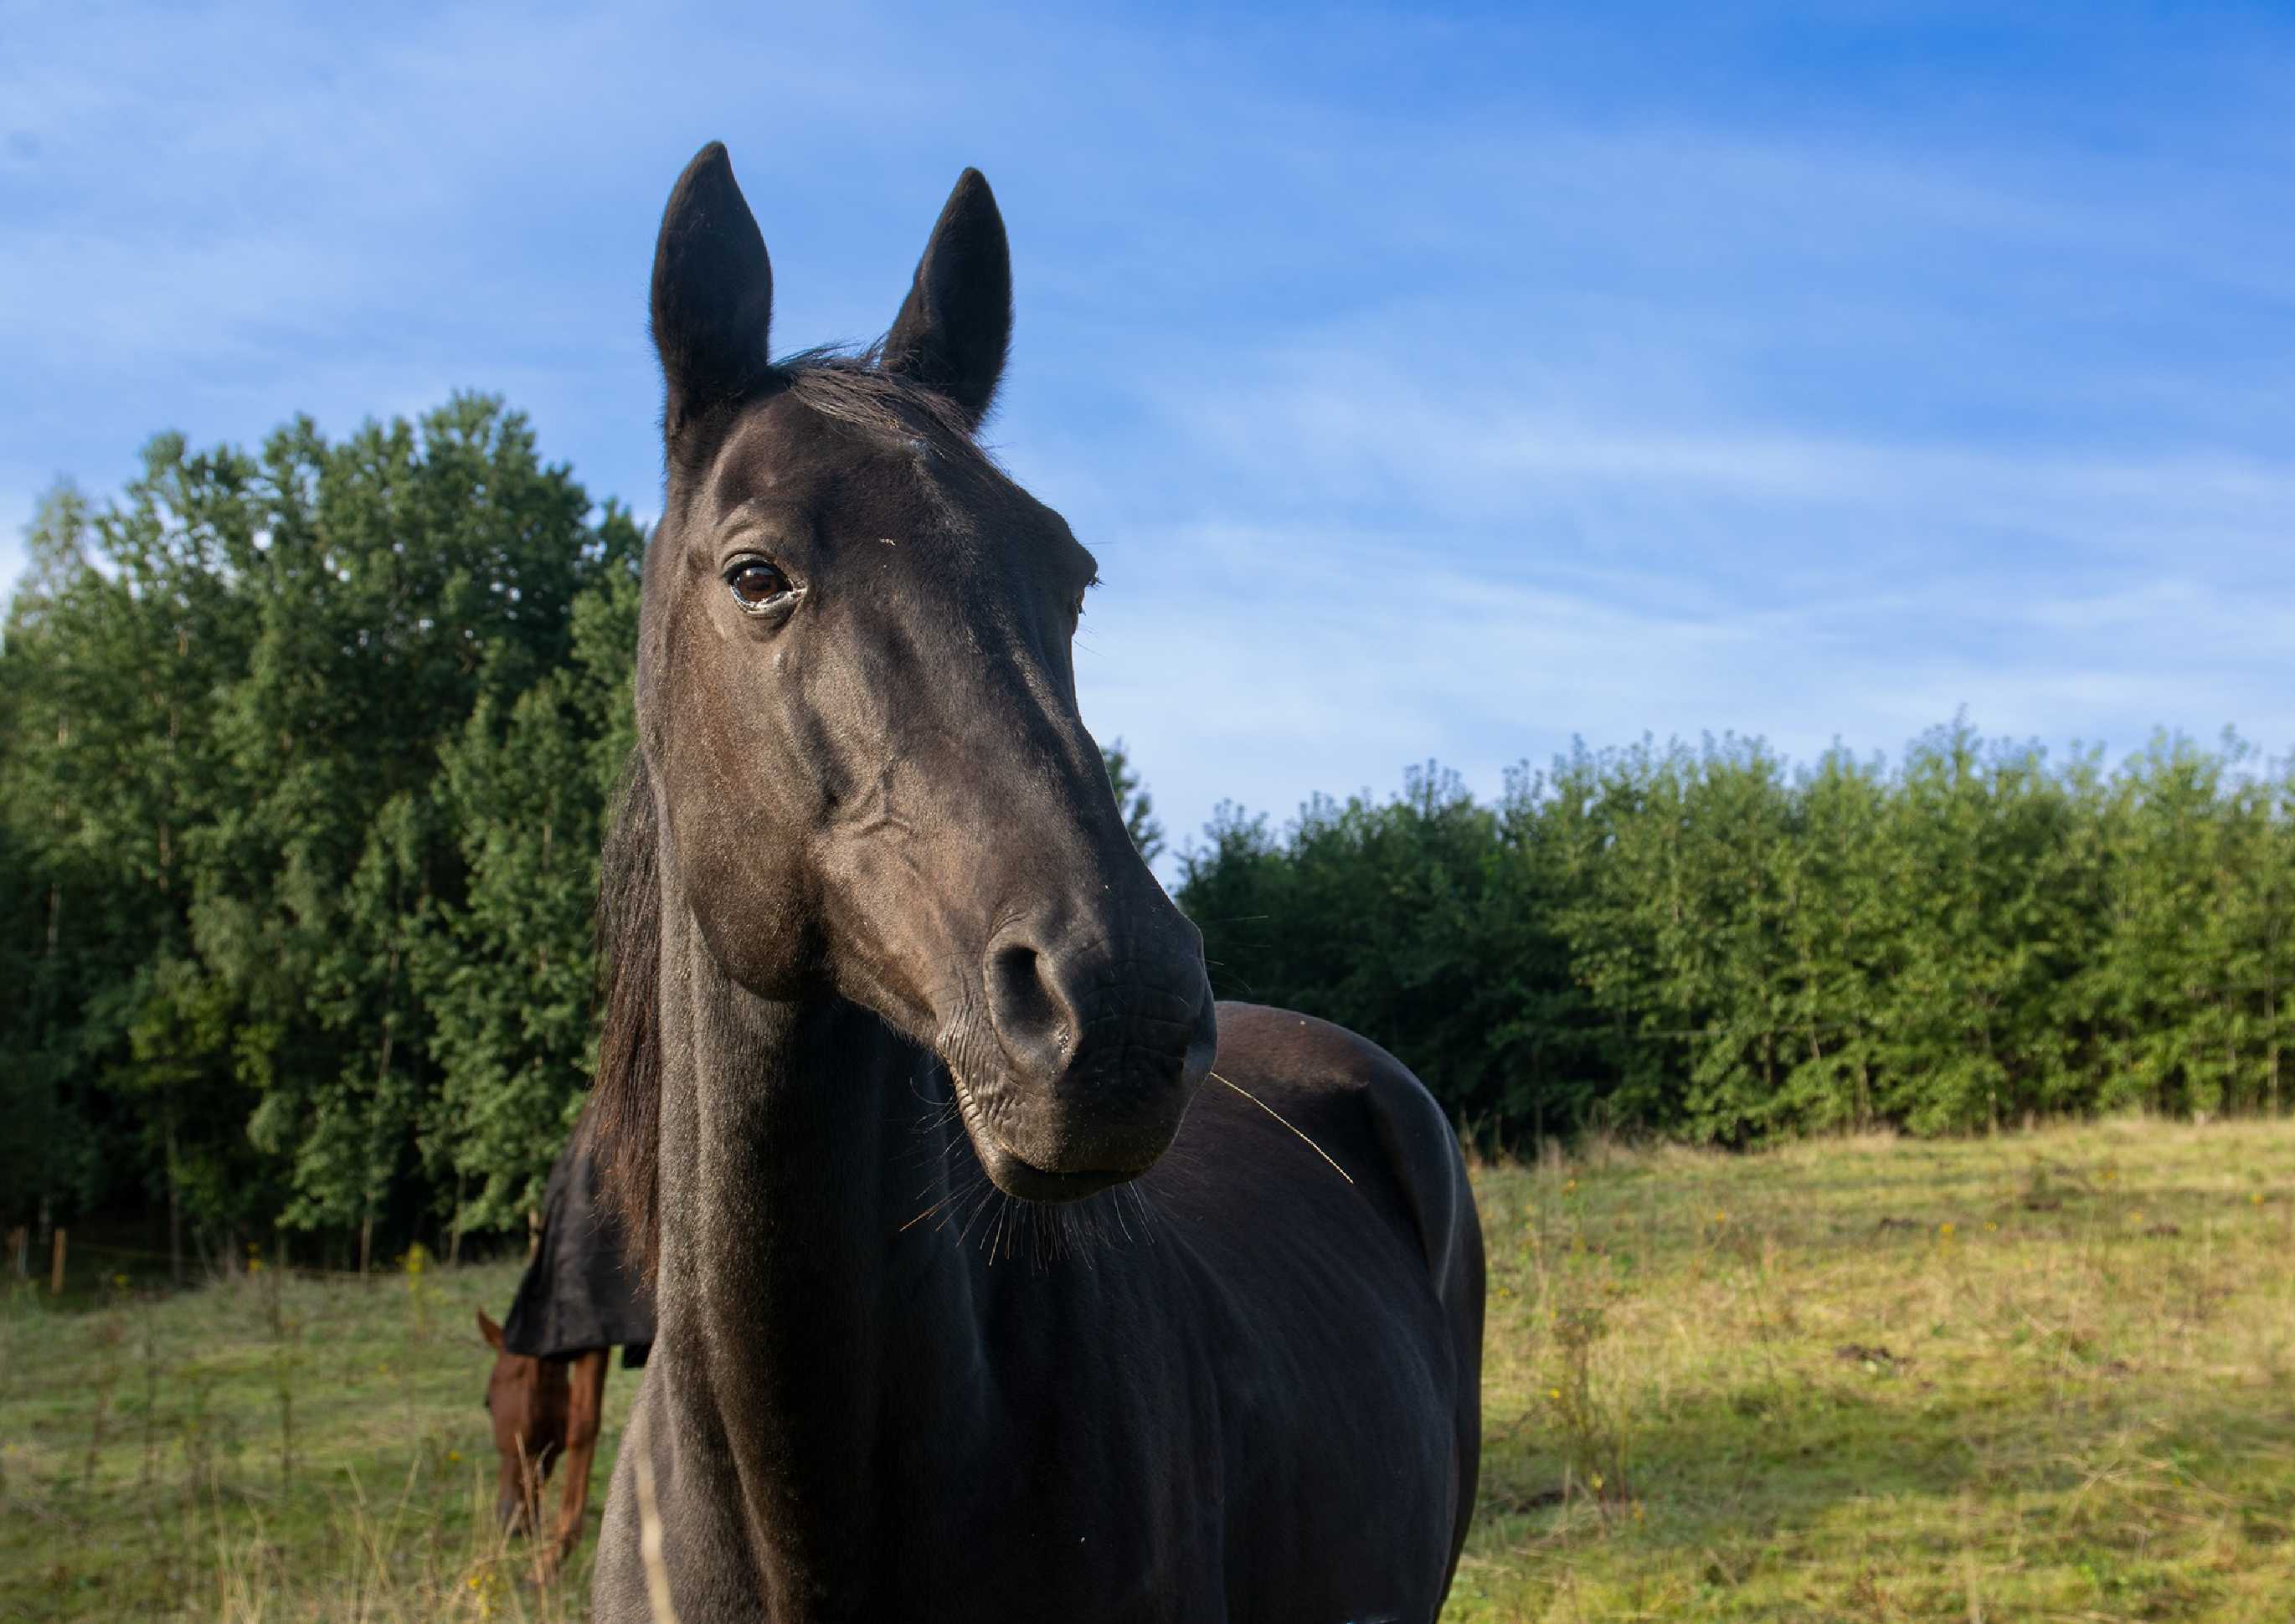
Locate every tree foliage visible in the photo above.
<box><xmin>2</xmin><ymin>401</ymin><xmax>639</xmax><ymax>1261</ymax></box>
<box><xmin>1101</xmin><ymin>738</ymin><xmax>1165</xmax><ymax>864</ymax></box>
<box><xmin>1181</xmin><ymin>723</ymin><xmax>2295</xmax><ymax>1149</ymax></box>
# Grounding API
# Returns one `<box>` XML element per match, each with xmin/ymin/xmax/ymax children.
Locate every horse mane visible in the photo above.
<box><xmin>581</xmin><ymin>757</ymin><xmax>663</xmax><ymax>1277</ymax></box>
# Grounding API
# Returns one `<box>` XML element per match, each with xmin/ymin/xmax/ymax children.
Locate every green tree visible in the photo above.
<box><xmin>1101</xmin><ymin>738</ymin><xmax>1166</xmax><ymax>864</ymax></box>
<box><xmin>415</xmin><ymin>527</ymin><xmax>643</xmax><ymax>1246</ymax></box>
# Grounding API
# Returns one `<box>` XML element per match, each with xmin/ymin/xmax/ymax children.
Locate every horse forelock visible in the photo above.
<box><xmin>776</xmin><ymin>347</ymin><xmax>1001</xmax><ymax>468</ymax></box>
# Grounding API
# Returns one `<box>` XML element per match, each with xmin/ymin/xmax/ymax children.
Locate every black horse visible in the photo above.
<box><xmin>584</xmin><ymin>143</ymin><xmax>1484</xmax><ymax>1623</ymax></box>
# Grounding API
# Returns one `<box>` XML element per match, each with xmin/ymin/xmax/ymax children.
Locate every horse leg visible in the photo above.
<box><xmin>539</xmin><ymin>1349</ymin><xmax>610</xmax><ymax>1576</ymax></box>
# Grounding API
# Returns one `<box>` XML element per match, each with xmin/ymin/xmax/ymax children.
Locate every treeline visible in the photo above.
<box><xmin>1177</xmin><ymin>734</ymin><xmax>2292</xmax><ymax>1146</ymax></box>
<box><xmin>3</xmin><ymin>399</ymin><xmax>644</xmax><ymax>1273</ymax></box>
<box><xmin>5</xmin><ymin>399</ymin><xmax>2282</xmax><ymax>1273</ymax></box>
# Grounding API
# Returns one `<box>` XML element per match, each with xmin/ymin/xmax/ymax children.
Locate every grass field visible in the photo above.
<box><xmin>6</xmin><ymin>1116</ymin><xmax>2294</xmax><ymax>1621</ymax></box>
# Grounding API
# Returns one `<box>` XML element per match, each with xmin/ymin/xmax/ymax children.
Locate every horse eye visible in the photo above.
<box><xmin>725</xmin><ymin>559</ymin><xmax>792</xmax><ymax>612</ymax></box>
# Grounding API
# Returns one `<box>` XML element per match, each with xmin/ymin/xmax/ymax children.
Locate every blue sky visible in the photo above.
<box><xmin>6</xmin><ymin>2</ymin><xmax>2293</xmax><ymax>853</ymax></box>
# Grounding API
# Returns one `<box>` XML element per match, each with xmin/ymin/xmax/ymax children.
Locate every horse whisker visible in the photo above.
<box><xmin>899</xmin><ymin>1186</ymin><xmax>964</xmax><ymax>1233</ymax></box>
<box><xmin>990</xmin><ymin>1193</ymin><xmax>1019</xmax><ymax>1264</ymax></box>
<box><xmin>935</xmin><ymin>1172</ymin><xmax>985</xmax><ymax>1234</ymax></box>
<box><xmin>1128</xmin><ymin>1180</ymin><xmax>1160</xmax><ymax>1245</ymax></box>
<box><xmin>952</xmin><ymin>1183</ymin><xmax>1000</xmax><ymax>1247</ymax></box>
<box><xmin>1208</xmin><ymin>1069</ymin><xmax>1354</xmax><ymax>1186</ymax></box>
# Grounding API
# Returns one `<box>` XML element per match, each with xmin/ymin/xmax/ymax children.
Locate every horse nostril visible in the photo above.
<box><xmin>986</xmin><ymin>938</ymin><xmax>1068</xmax><ymax>1064</ymax></box>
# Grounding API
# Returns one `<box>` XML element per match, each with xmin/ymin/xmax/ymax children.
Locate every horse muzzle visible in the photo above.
<box><xmin>953</xmin><ymin>918</ymin><xmax>1217</xmax><ymax>1200</ymax></box>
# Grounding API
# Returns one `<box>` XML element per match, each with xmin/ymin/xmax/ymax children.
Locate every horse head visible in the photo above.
<box><xmin>478</xmin><ymin>1308</ymin><xmax>569</xmax><ymax>1531</ymax></box>
<box><xmin>592</xmin><ymin>146</ymin><xmax>1218</xmax><ymax>1244</ymax></box>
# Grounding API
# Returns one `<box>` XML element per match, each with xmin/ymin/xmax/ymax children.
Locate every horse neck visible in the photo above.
<box><xmin>650</xmin><ymin>894</ymin><xmax>991</xmax><ymax>1593</ymax></box>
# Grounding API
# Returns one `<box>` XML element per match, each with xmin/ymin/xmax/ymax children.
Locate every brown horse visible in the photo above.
<box><xmin>476</xmin><ymin>1311</ymin><xmax>612</xmax><ymax>1572</ymax></box>
<box><xmin>477</xmin><ymin>1142</ymin><xmax>653</xmax><ymax>1574</ymax></box>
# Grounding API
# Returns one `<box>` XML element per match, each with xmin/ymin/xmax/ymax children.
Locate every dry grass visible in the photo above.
<box><xmin>4</xmin><ymin>1115</ymin><xmax>2292</xmax><ymax>1620</ymax></box>
<box><xmin>1454</xmin><ymin>1113</ymin><xmax>2295</xmax><ymax>1621</ymax></box>
<box><xmin>0</xmin><ymin>1254</ymin><xmax>629</xmax><ymax>1621</ymax></box>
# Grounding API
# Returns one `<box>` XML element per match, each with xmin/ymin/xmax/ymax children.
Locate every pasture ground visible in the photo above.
<box><xmin>4</xmin><ymin>1115</ymin><xmax>2293</xmax><ymax>1621</ymax></box>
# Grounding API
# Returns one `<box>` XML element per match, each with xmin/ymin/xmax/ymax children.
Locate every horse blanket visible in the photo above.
<box><xmin>502</xmin><ymin>1141</ymin><xmax>654</xmax><ymax>1367</ymax></box>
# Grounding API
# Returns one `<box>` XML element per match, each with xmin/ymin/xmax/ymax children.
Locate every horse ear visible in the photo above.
<box><xmin>651</xmin><ymin>141</ymin><xmax>774</xmax><ymax>452</ymax></box>
<box><xmin>881</xmin><ymin>168</ymin><xmax>1011</xmax><ymax>429</ymax></box>
<box><xmin>477</xmin><ymin>1308</ymin><xmax>505</xmax><ymax>1351</ymax></box>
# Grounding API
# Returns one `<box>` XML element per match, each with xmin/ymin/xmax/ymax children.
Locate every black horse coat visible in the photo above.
<box><xmin>502</xmin><ymin>1142</ymin><xmax>655</xmax><ymax>1366</ymax></box>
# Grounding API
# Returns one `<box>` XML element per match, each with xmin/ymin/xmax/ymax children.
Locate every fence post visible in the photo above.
<box><xmin>50</xmin><ymin>1227</ymin><xmax>67</xmax><ymax>1295</ymax></box>
<box><xmin>7</xmin><ymin>1226</ymin><xmax>23</xmax><ymax>1280</ymax></box>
